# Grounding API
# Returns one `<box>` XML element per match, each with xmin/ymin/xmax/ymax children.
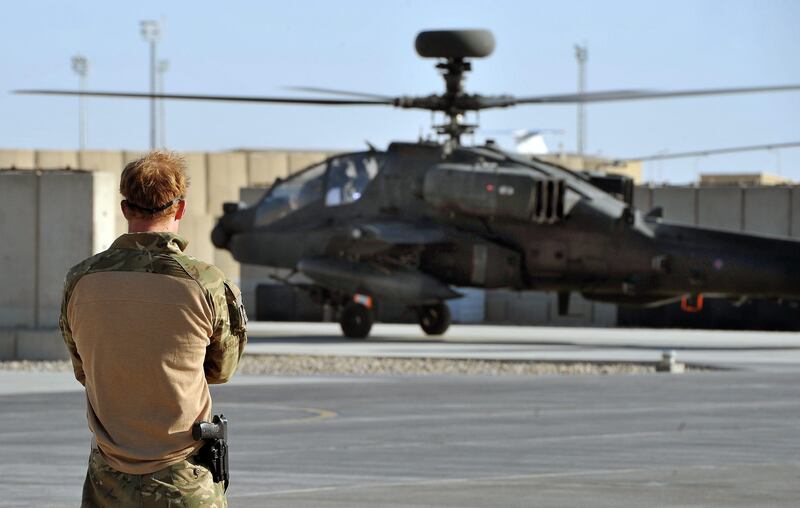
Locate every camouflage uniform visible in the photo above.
<box><xmin>82</xmin><ymin>449</ymin><xmax>226</xmax><ymax>508</ymax></box>
<box><xmin>60</xmin><ymin>232</ymin><xmax>247</xmax><ymax>507</ymax></box>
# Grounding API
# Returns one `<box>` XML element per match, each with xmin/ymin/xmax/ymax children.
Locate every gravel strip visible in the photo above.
<box><xmin>0</xmin><ymin>356</ymin><xmax>682</xmax><ymax>376</ymax></box>
<box><xmin>0</xmin><ymin>360</ymin><xmax>73</xmax><ymax>372</ymax></box>
<box><xmin>237</xmin><ymin>354</ymin><xmax>663</xmax><ymax>376</ymax></box>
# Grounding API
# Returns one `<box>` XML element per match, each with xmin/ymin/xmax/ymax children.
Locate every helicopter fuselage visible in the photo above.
<box><xmin>214</xmin><ymin>140</ymin><xmax>800</xmax><ymax>310</ymax></box>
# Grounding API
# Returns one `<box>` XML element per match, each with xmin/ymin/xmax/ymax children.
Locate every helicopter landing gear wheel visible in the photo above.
<box><xmin>340</xmin><ymin>302</ymin><xmax>374</xmax><ymax>339</ymax></box>
<box><xmin>418</xmin><ymin>303</ymin><xmax>451</xmax><ymax>336</ymax></box>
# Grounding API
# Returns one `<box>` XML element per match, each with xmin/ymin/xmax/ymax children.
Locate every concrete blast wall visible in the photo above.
<box><xmin>0</xmin><ymin>170</ymin><xmax>115</xmax><ymax>329</ymax></box>
<box><xmin>634</xmin><ymin>185</ymin><xmax>800</xmax><ymax>238</ymax></box>
<box><xmin>0</xmin><ymin>170</ymin><xmax>115</xmax><ymax>360</ymax></box>
<box><xmin>0</xmin><ymin>148</ymin><xmax>332</xmax><ymax>288</ymax></box>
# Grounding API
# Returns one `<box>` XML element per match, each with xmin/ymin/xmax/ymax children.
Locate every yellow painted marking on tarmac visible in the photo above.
<box><xmin>264</xmin><ymin>404</ymin><xmax>338</xmax><ymax>425</ymax></box>
<box><xmin>217</xmin><ymin>402</ymin><xmax>338</xmax><ymax>425</ymax></box>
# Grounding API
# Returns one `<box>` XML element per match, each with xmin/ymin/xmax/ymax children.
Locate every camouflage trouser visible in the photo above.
<box><xmin>81</xmin><ymin>449</ymin><xmax>226</xmax><ymax>507</ymax></box>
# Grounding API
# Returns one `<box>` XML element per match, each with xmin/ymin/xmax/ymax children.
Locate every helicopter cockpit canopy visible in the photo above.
<box><xmin>254</xmin><ymin>152</ymin><xmax>383</xmax><ymax>226</ymax></box>
<box><xmin>255</xmin><ymin>161</ymin><xmax>326</xmax><ymax>226</ymax></box>
<box><xmin>325</xmin><ymin>153</ymin><xmax>382</xmax><ymax>207</ymax></box>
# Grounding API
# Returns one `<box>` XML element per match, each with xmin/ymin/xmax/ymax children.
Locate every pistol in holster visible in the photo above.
<box><xmin>192</xmin><ymin>414</ymin><xmax>230</xmax><ymax>492</ymax></box>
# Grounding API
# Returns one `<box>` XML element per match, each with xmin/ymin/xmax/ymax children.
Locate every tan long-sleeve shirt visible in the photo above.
<box><xmin>60</xmin><ymin>232</ymin><xmax>247</xmax><ymax>474</ymax></box>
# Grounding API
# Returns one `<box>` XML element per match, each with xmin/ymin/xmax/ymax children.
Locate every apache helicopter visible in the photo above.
<box><xmin>18</xmin><ymin>30</ymin><xmax>800</xmax><ymax>338</ymax></box>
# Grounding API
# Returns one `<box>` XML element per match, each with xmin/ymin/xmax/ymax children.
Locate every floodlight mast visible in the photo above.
<box><xmin>71</xmin><ymin>55</ymin><xmax>89</xmax><ymax>152</ymax></box>
<box><xmin>575</xmin><ymin>43</ymin><xmax>588</xmax><ymax>162</ymax></box>
<box><xmin>140</xmin><ymin>20</ymin><xmax>161</xmax><ymax>150</ymax></box>
<box><xmin>157</xmin><ymin>59</ymin><xmax>169</xmax><ymax>148</ymax></box>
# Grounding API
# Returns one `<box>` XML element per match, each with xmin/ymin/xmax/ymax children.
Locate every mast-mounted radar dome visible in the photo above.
<box><xmin>415</xmin><ymin>30</ymin><xmax>495</xmax><ymax>59</ymax></box>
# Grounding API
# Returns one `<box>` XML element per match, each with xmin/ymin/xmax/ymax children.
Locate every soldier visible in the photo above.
<box><xmin>59</xmin><ymin>151</ymin><xmax>247</xmax><ymax>507</ymax></box>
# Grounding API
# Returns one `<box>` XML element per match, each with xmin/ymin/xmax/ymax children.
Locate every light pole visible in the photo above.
<box><xmin>157</xmin><ymin>59</ymin><xmax>169</xmax><ymax>148</ymax></box>
<box><xmin>140</xmin><ymin>20</ymin><xmax>161</xmax><ymax>150</ymax></box>
<box><xmin>71</xmin><ymin>54</ymin><xmax>89</xmax><ymax>152</ymax></box>
<box><xmin>574</xmin><ymin>43</ymin><xmax>588</xmax><ymax>162</ymax></box>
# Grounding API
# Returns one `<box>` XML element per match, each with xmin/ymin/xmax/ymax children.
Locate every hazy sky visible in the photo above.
<box><xmin>3</xmin><ymin>0</ymin><xmax>799</xmax><ymax>183</ymax></box>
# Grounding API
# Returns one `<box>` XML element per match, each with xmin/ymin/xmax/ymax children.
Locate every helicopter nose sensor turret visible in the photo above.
<box><xmin>211</xmin><ymin>223</ymin><xmax>229</xmax><ymax>249</ymax></box>
<box><xmin>212</xmin><ymin>201</ymin><xmax>253</xmax><ymax>249</ymax></box>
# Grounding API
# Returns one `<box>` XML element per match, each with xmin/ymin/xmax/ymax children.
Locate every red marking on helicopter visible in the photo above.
<box><xmin>353</xmin><ymin>294</ymin><xmax>373</xmax><ymax>309</ymax></box>
<box><xmin>681</xmin><ymin>294</ymin><xmax>704</xmax><ymax>313</ymax></box>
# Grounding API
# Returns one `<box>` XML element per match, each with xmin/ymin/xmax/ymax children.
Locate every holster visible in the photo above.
<box><xmin>192</xmin><ymin>414</ymin><xmax>230</xmax><ymax>492</ymax></box>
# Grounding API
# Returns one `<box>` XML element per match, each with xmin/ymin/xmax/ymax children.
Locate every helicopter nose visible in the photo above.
<box><xmin>211</xmin><ymin>222</ymin><xmax>230</xmax><ymax>249</ymax></box>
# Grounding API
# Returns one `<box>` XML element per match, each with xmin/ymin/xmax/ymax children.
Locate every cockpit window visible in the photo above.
<box><xmin>255</xmin><ymin>162</ymin><xmax>326</xmax><ymax>226</ymax></box>
<box><xmin>325</xmin><ymin>154</ymin><xmax>381</xmax><ymax>207</ymax></box>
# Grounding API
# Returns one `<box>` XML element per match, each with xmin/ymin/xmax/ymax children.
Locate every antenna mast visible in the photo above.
<box><xmin>575</xmin><ymin>43</ymin><xmax>588</xmax><ymax>162</ymax></box>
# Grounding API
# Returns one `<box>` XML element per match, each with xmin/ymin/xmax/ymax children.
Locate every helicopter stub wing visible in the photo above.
<box><xmin>313</xmin><ymin>220</ymin><xmax>454</xmax><ymax>260</ymax></box>
<box><xmin>298</xmin><ymin>257</ymin><xmax>462</xmax><ymax>304</ymax></box>
<box><xmin>352</xmin><ymin>221</ymin><xmax>451</xmax><ymax>245</ymax></box>
<box><xmin>326</xmin><ymin>220</ymin><xmax>452</xmax><ymax>257</ymax></box>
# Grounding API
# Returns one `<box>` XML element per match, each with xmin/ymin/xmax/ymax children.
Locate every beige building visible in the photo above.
<box><xmin>699</xmin><ymin>172</ymin><xmax>795</xmax><ymax>187</ymax></box>
<box><xmin>536</xmin><ymin>153</ymin><xmax>643</xmax><ymax>183</ymax></box>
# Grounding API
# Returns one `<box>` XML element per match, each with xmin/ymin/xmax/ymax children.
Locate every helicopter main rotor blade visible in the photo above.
<box><xmin>616</xmin><ymin>141</ymin><xmax>800</xmax><ymax>162</ymax></box>
<box><xmin>515</xmin><ymin>84</ymin><xmax>800</xmax><ymax>104</ymax></box>
<box><xmin>14</xmin><ymin>89</ymin><xmax>395</xmax><ymax>106</ymax></box>
<box><xmin>284</xmin><ymin>86</ymin><xmax>394</xmax><ymax>101</ymax></box>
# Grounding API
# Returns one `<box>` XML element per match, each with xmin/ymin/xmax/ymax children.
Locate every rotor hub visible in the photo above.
<box><xmin>413</xmin><ymin>30</ymin><xmax>497</xmax><ymax>145</ymax></box>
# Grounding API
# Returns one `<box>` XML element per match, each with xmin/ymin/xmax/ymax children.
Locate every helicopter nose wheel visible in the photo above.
<box><xmin>339</xmin><ymin>301</ymin><xmax>374</xmax><ymax>339</ymax></box>
<box><xmin>417</xmin><ymin>303</ymin><xmax>451</xmax><ymax>336</ymax></box>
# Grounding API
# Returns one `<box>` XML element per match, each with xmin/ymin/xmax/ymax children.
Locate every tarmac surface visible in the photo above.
<box><xmin>2</xmin><ymin>323</ymin><xmax>799</xmax><ymax>507</ymax></box>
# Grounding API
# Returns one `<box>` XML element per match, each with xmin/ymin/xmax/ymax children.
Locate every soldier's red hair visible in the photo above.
<box><xmin>120</xmin><ymin>151</ymin><xmax>189</xmax><ymax>219</ymax></box>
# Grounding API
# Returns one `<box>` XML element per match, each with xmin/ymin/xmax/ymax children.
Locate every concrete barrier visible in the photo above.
<box><xmin>697</xmin><ymin>187</ymin><xmax>742</xmax><ymax>231</ymax></box>
<box><xmin>179</xmin><ymin>214</ymin><xmax>216</xmax><ymax>263</ymax></box>
<box><xmin>744</xmin><ymin>187</ymin><xmax>791</xmax><ymax>237</ymax></box>
<box><xmin>0</xmin><ymin>330</ymin><xmax>15</xmax><ymax>360</ymax></box>
<box><xmin>123</xmin><ymin>151</ymin><xmax>147</xmax><ymax>164</ymax></box>
<box><xmin>652</xmin><ymin>186</ymin><xmax>697</xmax><ymax>225</ymax></box>
<box><xmin>207</xmin><ymin>152</ymin><xmax>248</xmax><ymax>217</ymax></box>
<box><xmin>447</xmin><ymin>288</ymin><xmax>486</xmax><ymax>323</ymax></box>
<box><xmin>508</xmin><ymin>292</ymin><xmax>549</xmax><ymax>325</ymax></box>
<box><xmin>288</xmin><ymin>151</ymin><xmax>328</xmax><ymax>174</ymax></box>
<box><xmin>485</xmin><ymin>290</ymin><xmax>548</xmax><ymax>324</ymax></box>
<box><xmin>78</xmin><ymin>150</ymin><xmax>124</xmax><ymax>173</ymax></box>
<box><xmin>0</xmin><ymin>150</ymin><xmax>35</xmax><ymax>169</ymax></box>
<box><xmin>1</xmin><ymin>170</ymin><xmax>115</xmax><ymax>331</ymax></box>
<box><xmin>0</xmin><ymin>329</ymin><xmax>68</xmax><ymax>361</ymax></box>
<box><xmin>16</xmin><ymin>329</ymin><xmax>68</xmax><ymax>361</ymax></box>
<box><xmin>248</xmin><ymin>151</ymin><xmax>289</xmax><ymax>185</ymax></box>
<box><xmin>35</xmin><ymin>150</ymin><xmax>79</xmax><ymax>170</ymax></box>
<box><xmin>38</xmin><ymin>172</ymin><xmax>91</xmax><ymax>327</ymax></box>
<box><xmin>214</xmin><ymin>249</ymin><xmax>240</xmax><ymax>286</ymax></box>
<box><xmin>41</xmin><ymin>172</ymin><xmax>116</xmax><ymax>327</ymax></box>
<box><xmin>0</xmin><ymin>171</ymin><xmax>37</xmax><ymax>328</ymax></box>
<box><xmin>633</xmin><ymin>186</ymin><xmax>652</xmax><ymax>213</ymax></box>
<box><xmin>78</xmin><ymin>151</ymin><xmax>126</xmax><ymax>234</ymax></box>
<box><xmin>240</xmin><ymin>264</ymin><xmax>282</xmax><ymax>318</ymax></box>
<box><xmin>593</xmin><ymin>302</ymin><xmax>618</xmax><ymax>327</ymax></box>
<box><xmin>183</xmin><ymin>152</ymin><xmax>209</xmax><ymax>216</ymax></box>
